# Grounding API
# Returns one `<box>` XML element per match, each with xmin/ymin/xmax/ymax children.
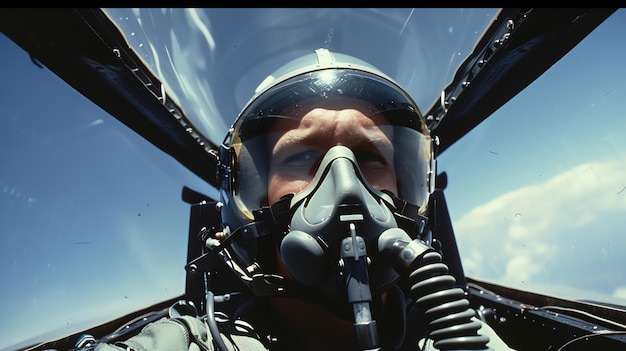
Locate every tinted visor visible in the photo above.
<box><xmin>227</xmin><ymin>69</ymin><xmax>432</xmax><ymax>219</ymax></box>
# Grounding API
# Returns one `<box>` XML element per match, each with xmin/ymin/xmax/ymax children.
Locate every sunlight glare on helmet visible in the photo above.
<box><xmin>316</xmin><ymin>69</ymin><xmax>341</xmax><ymax>94</ymax></box>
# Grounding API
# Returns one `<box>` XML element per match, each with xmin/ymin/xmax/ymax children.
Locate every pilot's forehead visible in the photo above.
<box><xmin>279</xmin><ymin>97</ymin><xmax>387</xmax><ymax>122</ymax></box>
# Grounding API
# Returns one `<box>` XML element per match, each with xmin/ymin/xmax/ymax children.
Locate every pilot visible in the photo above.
<box><xmin>91</xmin><ymin>48</ymin><xmax>515</xmax><ymax>351</ymax></box>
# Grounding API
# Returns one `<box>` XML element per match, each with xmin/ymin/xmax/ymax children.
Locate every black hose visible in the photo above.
<box><xmin>379</xmin><ymin>228</ymin><xmax>489</xmax><ymax>350</ymax></box>
<box><xmin>408</xmin><ymin>251</ymin><xmax>489</xmax><ymax>350</ymax></box>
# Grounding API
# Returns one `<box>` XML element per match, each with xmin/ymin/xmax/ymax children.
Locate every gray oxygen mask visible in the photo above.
<box><xmin>279</xmin><ymin>145</ymin><xmax>402</xmax><ymax>299</ymax></box>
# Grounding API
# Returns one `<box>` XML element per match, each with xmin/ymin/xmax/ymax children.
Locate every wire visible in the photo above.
<box><xmin>555</xmin><ymin>330</ymin><xmax>626</xmax><ymax>351</ymax></box>
<box><xmin>205</xmin><ymin>290</ymin><xmax>230</xmax><ymax>351</ymax></box>
<box><xmin>468</xmin><ymin>282</ymin><xmax>626</xmax><ymax>331</ymax></box>
<box><xmin>539</xmin><ymin>305</ymin><xmax>626</xmax><ymax>330</ymax></box>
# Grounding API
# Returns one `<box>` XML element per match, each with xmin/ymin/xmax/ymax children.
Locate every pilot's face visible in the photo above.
<box><xmin>267</xmin><ymin>98</ymin><xmax>397</xmax><ymax>205</ymax></box>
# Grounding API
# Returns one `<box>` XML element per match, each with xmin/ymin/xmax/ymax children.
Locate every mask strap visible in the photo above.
<box><xmin>252</xmin><ymin>194</ymin><xmax>294</xmax><ymax>237</ymax></box>
<box><xmin>381</xmin><ymin>190</ymin><xmax>429</xmax><ymax>238</ymax></box>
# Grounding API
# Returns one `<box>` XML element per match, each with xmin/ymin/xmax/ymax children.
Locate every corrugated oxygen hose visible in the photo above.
<box><xmin>379</xmin><ymin>228</ymin><xmax>489</xmax><ymax>350</ymax></box>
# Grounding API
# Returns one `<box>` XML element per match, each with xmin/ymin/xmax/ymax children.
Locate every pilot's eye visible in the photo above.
<box><xmin>282</xmin><ymin>149</ymin><xmax>324</xmax><ymax>168</ymax></box>
<box><xmin>354</xmin><ymin>149</ymin><xmax>389</xmax><ymax>168</ymax></box>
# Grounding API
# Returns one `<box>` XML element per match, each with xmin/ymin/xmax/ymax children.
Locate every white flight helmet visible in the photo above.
<box><xmin>217</xmin><ymin>48</ymin><xmax>434</xmax><ymax>264</ymax></box>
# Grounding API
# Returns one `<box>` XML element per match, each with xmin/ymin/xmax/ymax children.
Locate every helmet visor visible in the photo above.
<box><xmin>227</xmin><ymin>69</ymin><xmax>432</xmax><ymax>219</ymax></box>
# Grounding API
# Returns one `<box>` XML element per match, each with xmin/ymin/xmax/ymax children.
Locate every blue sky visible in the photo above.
<box><xmin>439</xmin><ymin>9</ymin><xmax>626</xmax><ymax>303</ymax></box>
<box><xmin>1</xmin><ymin>8</ymin><xmax>625</xmax><ymax>350</ymax></box>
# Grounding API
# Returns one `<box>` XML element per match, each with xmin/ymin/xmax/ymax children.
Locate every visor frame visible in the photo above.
<box><xmin>224</xmin><ymin>68</ymin><xmax>433</xmax><ymax>223</ymax></box>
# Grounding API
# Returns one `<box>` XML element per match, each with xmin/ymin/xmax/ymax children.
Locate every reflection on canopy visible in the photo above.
<box><xmin>103</xmin><ymin>8</ymin><xmax>498</xmax><ymax>144</ymax></box>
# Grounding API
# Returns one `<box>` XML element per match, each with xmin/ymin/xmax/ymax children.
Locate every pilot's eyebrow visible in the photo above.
<box><xmin>272</xmin><ymin>129</ymin><xmax>310</xmax><ymax>150</ymax></box>
<box><xmin>275</xmin><ymin>123</ymin><xmax>394</xmax><ymax>149</ymax></box>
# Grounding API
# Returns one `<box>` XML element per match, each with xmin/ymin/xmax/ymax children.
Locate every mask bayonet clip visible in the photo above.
<box><xmin>339</xmin><ymin>223</ymin><xmax>381</xmax><ymax>351</ymax></box>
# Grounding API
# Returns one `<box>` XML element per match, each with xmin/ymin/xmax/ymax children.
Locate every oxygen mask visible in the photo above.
<box><xmin>280</xmin><ymin>145</ymin><xmax>403</xmax><ymax>299</ymax></box>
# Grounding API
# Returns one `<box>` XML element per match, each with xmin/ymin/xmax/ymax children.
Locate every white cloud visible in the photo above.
<box><xmin>455</xmin><ymin>157</ymin><xmax>626</xmax><ymax>300</ymax></box>
<box><xmin>614</xmin><ymin>286</ymin><xmax>626</xmax><ymax>300</ymax></box>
